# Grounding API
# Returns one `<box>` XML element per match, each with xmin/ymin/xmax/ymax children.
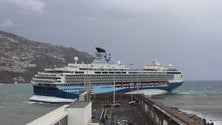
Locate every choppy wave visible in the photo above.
<box><xmin>22</xmin><ymin>101</ymin><xmax>34</xmax><ymax>104</ymax></box>
<box><xmin>180</xmin><ymin>109</ymin><xmax>222</xmax><ymax>125</ymax></box>
<box><xmin>176</xmin><ymin>90</ymin><xmax>199</xmax><ymax>95</ymax></box>
<box><xmin>154</xmin><ymin>81</ymin><xmax>222</xmax><ymax>124</ymax></box>
<box><xmin>22</xmin><ymin>100</ymin><xmax>51</xmax><ymax>105</ymax></box>
<box><xmin>14</xmin><ymin>94</ymin><xmax>22</xmax><ymax>97</ymax></box>
<box><xmin>176</xmin><ymin>91</ymin><xmax>222</xmax><ymax>95</ymax></box>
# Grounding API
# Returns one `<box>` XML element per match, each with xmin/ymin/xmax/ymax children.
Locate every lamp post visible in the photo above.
<box><xmin>113</xmin><ymin>72</ymin><xmax>116</xmax><ymax>104</ymax></box>
<box><xmin>129</xmin><ymin>64</ymin><xmax>133</xmax><ymax>101</ymax></box>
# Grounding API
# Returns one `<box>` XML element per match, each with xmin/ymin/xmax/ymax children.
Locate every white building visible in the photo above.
<box><xmin>26</xmin><ymin>101</ymin><xmax>96</xmax><ymax>125</ymax></box>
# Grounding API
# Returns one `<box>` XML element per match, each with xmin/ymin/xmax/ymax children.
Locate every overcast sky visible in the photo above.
<box><xmin>1</xmin><ymin>0</ymin><xmax>222</xmax><ymax>80</ymax></box>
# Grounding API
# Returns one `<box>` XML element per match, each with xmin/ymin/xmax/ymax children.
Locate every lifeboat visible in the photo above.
<box><xmin>123</xmin><ymin>83</ymin><xmax>129</xmax><ymax>87</ymax></box>
<box><xmin>115</xmin><ymin>83</ymin><xmax>122</xmax><ymax>87</ymax></box>
<box><xmin>142</xmin><ymin>82</ymin><xmax>148</xmax><ymax>86</ymax></box>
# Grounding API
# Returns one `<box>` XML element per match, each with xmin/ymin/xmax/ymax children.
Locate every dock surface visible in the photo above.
<box><xmin>91</xmin><ymin>94</ymin><xmax>205</xmax><ymax>125</ymax></box>
<box><xmin>92</xmin><ymin>101</ymin><xmax>154</xmax><ymax>125</ymax></box>
<box><xmin>27</xmin><ymin>94</ymin><xmax>207</xmax><ymax>125</ymax></box>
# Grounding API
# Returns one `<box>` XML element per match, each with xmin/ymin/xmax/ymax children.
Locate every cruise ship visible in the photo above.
<box><xmin>30</xmin><ymin>47</ymin><xmax>184</xmax><ymax>103</ymax></box>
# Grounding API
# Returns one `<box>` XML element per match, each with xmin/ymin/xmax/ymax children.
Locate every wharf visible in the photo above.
<box><xmin>92</xmin><ymin>99</ymin><xmax>154</xmax><ymax>125</ymax></box>
<box><xmin>27</xmin><ymin>94</ymin><xmax>208</xmax><ymax>125</ymax></box>
<box><xmin>91</xmin><ymin>94</ymin><xmax>206</xmax><ymax>125</ymax></box>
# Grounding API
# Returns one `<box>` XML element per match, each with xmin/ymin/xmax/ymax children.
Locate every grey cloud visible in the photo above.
<box><xmin>0</xmin><ymin>19</ymin><xmax>14</xmax><ymax>29</ymax></box>
<box><xmin>1</xmin><ymin>0</ymin><xmax>222</xmax><ymax>80</ymax></box>
<box><xmin>6</xmin><ymin>0</ymin><xmax>45</xmax><ymax>14</ymax></box>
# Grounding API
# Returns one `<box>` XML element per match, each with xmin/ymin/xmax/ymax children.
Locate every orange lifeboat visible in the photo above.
<box><xmin>115</xmin><ymin>83</ymin><xmax>122</xmax><ymax>87</ymax></box>
<box><xmin>142</xmin><ymin>82</ymin><xmax>147</xmax><ymax>86</ymax></box>
<box><xmin>123</xmin><ymin>83</ymin><xmax>129</xmax><ymax>87</ymax></box>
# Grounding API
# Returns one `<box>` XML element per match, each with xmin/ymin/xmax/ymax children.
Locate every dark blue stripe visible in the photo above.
<box><xmin>30</xmin><ymin>99</ymin><xmax>73</xmax><ymax>104</ymax></box>
<box><xmin>32</xmin><ymin>82</ymin><xmax>183</xmax><ymax>100</ymax></box>
<box><xmin>104</xmin><ymin>82</ymin><xmax>183</xmax><ymax>94</ymax></box>
<box><xmin>33</xmin><ymin>86</ymin><xmax>79</xmax><ymax>99</ymax></box>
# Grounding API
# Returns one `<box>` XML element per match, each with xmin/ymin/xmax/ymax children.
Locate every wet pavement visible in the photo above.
<box><xmin>91</xmin><ymin>94</ymin><xmax>154</xmax><ymax>125</ymax></box>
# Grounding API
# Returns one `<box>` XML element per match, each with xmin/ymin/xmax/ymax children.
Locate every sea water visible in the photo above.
<box><xmin>0</xmin><ymin>81</ymin><xmax>222</xmax><ymax>125</ymax></box>
<box><xmin>0</xmin><ymin>84</ymin><xmax>61</xmax><ymax>125</ymax></box>
<box><xmin>152</xmin><ymin>81</ymin><xmax>222</xmax><ymax>125</ymax></box>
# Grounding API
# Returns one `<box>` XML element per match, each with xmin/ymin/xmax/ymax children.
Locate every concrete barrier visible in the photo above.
<box><xmin>137</xmin><ymin>94</ymin><xmax>204</xmax><ymax>125</ymax></box>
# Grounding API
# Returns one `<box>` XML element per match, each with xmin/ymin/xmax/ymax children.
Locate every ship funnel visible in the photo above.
<box><xmin>74</xmin><ymin>57</ymin><xmax>79</xmax><ymax>64</ymax></box>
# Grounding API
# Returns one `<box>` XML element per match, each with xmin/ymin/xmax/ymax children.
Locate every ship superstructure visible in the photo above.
<box><xmin>30</xmin><ymin>47</ymin><xmax>184</xmax><ymax>103</ymax></box>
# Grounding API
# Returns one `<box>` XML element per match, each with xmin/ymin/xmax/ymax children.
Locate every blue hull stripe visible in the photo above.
<box><xmin>33</xmin><ymin>86</ymin><xmax>79</xmax><ymax>99</ymax></box>
<box><xmin>32</xmin><ymin>82</ymin><xmax>183</xmax><ymax>100</ymax></box>
<box><xmin>30</xmin><ymin>99</ymin><xmax>73</xmax><ymax>104</ymax></box>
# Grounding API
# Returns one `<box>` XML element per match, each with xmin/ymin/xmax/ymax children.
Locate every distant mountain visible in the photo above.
<box><xmin>0</xmin><ymin>31</ymin><xmax>94</xmax><ymax>83</ymax></box>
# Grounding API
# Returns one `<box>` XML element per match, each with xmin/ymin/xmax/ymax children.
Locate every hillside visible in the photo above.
<box><xmin>0</xmin><ymin>31</ymin><xmax>94</xmax><ymax>83</ymax></box>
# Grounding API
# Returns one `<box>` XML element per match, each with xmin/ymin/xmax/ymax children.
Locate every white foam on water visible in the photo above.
<box><xmin>22</xmin><ymin>101</ymin><xmax>36</xmax><ymax>104</ymax></box>
<box><xmin>126</xmin><ymin>89</ymin><xmax>168</xmax><ymax>96</ymax></box>
<box><xmin>180</xmin><ymin>109</ymin><xmax>222</xmax><ymax>125</ymax></box>
<box><xmin>177</xmin><ymin>90</ymin><xmax>200</xmax><ymax>95</ymax></box>
<box><xmin>29</xmin><ymin>95</ymin><xmax>76</xmax><ymax>103</ymax></box>
<box><xmin>214</xmin><ymin>121</ymin><xmax>222</xmax><ymax>125</ymax></box>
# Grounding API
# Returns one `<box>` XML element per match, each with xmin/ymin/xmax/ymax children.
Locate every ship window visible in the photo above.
<box><xmin>167</xmin><ymin>72</ymin><xmax>181</xmax><ymax>74</ymax></box>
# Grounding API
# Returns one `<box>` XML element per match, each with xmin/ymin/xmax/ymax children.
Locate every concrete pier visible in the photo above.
<box><xmin>27</xmin><ymin>94</ymin><xmax>206</xmax><ymax>125</ymax></box>
<box><xmin>91</xmin><ymin>94</ymin><xmax>154</xmax><ymax>125</ymax></box>
<box><xmin>136</xmin><ymin>94</ymin><xmax>204</xmax><ymax>125</ymax></box>
<box><xmin>91</xmin><ymin>94</ymin><xmax>205</xmax><ymax>125</ymax></box>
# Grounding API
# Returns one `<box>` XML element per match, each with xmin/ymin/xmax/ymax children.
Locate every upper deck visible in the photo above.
<box><xmin>31</xmin><ymin>47</ymin><xmax>183</xmax><ymax>85</ymax></box>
